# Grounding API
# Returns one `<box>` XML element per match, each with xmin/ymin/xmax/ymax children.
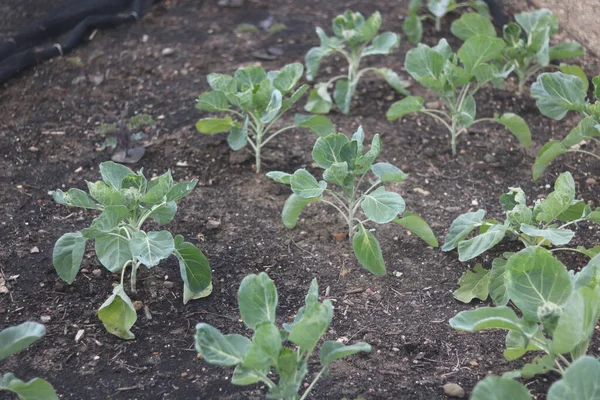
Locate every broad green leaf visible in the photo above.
<box><xmin>98</xmin><ymin>284</ymin><xmax>137</xmax><ymax>339</ymax></box>
<box><xmin>361</xmin><ymin>187</ymin><xmax>405</xmax><ymax>224</ymax></box>
<box><xmin>374</xmin><ymin>67</ymin><xmax>411</xmax><ymax>95</ymax></box>
<box><xmin>95</xmin><ymin>231</ymin><xmax>133</xmax><ymax>272</ymax></box>
<box><xmin>442</xmin><ymin>209</ymin><xmax>486</xmax><ymax>251</ymax></box>
<box><xmin>305</xmin><ymin>46</ymin><xmax>332</xmax><ymax>81</ymax></box>
<box><xmin>183</xmin><ymin>282</ymin><xmax>212</xmax><ymax>304</ymax></box>
<box><xmin>273</xmin><ymin>63</ymin><xmax>303</xmax><ymax>94</ymax></box>
<box><xmin>428</xmin><ymin>0</ymin><xmax>452</xmax><ymax>17</ymax></box>
<box><xmin>196</xmin><ymin>91</ymin><xmax>229</xmax><ymax>112</ymax></box>
<box><xmin>352</xmin><ymin>224</ymin><xmax>386</xmax><ymax>275</ymax></box>
<box><xmin>354</xmin><ymin>134</ymin><xmax>381</xmax><ymax>174</ymax></box>
<box><xmin>129</xmin><ymin>231</ymin><xmax>175</xmax><ymax>268</ymax></box>
<box><xmin>489</xmin><ymin>257</ymin><xmax>509</xmax><ymax>306</ymax></box>
<box><xmin>458</xmin><ymin>36</ymin><xmax>506</xmax><ymax>73</ymax></box>
<box><xmin>53</xmin><ymin>232</ymin><xmax>87</xmax><ymax>284</ymax></box>
<box><xmin>195</xmin><ymin>117</ymin><xmax>235</xmax><ymax>134</ymax></box>
<box><xmin>333</xmin><ymin>79</ymin><xmax>352</xmax><ymax>115</ymax></box>
<box><xmin>471</xmin><ymin>376</ymin><xmax>532</xmax><ymax>400</ymax></box>
<box><xmin>82</xmin><ymin>205</ymin><xmax>129</xmax><ymax>238</ymax></box>
<box><xmin>166</xmin><ymin>179</ymin><xmax>198</xmax><ymax>202</ymax></box>
<box><xmin>0</xmin><ymin>322</ymin><xmax>45</xmax><ymax>361</ymax></box>
<box><xmin>494</xmin><ymin>113</ymin><xmax>532</xmax><ymax>148</ymax></box>
<box><xmin>281</xmin><ymin>84</ymin><xmax>309</xmax><ymax>112</ymax></box>
<box><xmin>458</xmin><ymin>223</ymin><xmax>506</xmax><ymax>261</ymax></box>
<box><xmin>272</xmin><ymin>348</ymin><xmax>306</xmax><ymax>399</ymax></box>
<box><xmin>506</xmin><ymin>247</ymin><xmax>572</xmax><ymax>321</ymax></box>
<box><xmin>457</xmin><ymin>95</ymin><xmax>476</xmax><ymax>127</ymax></box>
<box><xmin>371</xmin><ymin>162</ymin><xmax>408</xmax><ymax>182</ymax></box>
<box><xmin>260</xmin><ymin>89</ymin><xmax>282</xmax><ymax>123</ymax></box>
<box><xmin>529</xmin><ymin>26</ymin><xmax>551</xmax><ymax>66</ymax></box>
<box><xmin>207</xmin><ymin>73</ymin><xmax>237</xmax><ymax>93</ymax></box>
<box><xmin>547</xmin><ymin>356</ymin><xmax>600</xmax><ymax>400</ymax></box>
<box><xmin>405</xmin><ymin>44</ymin><xmax>446</xmax><ymax>92</ymax></box>
<box><xmin>243</xmin><ymin>322</ymin><xmax>281</xmax><ymax>373</ymax></box>
<box><xmin>393</xmin><ymin>212</ymin><xmax>439</xmax><ymax>247</ymax></box>
<box><xmin>100</xmin><ymin>161</ymin><xmax>134</xmax><ymax>190</ymax></box>
<box><xmin>521</xmin><ymin>354</ymin><xmax>556</xmax><ymax>378</ymax></box>
<box><xmin>504</xmin><ymin>327</ymin><xmax>544</xmax><ymax>360</ymax></box>
<box><xmin>551</xmin><ymin>286</ymin><xmax>600</xmax><ymax>354</ymax></box>
<box><xmin>52</xmin><ymin>188</ymin><xmax>100</xmax><ymax>210</ymax></box>
<box><xmin>304</xmin><ymin>84</ymin><xmax>332</xmax><ymax>114</ymax></box>
<box><xmin>403</xmin><ymin>14</ymin><xmax>423</xmax><ymax>44</ymax></box>
<box><xmin>451</xmin><ymin>12</ymin><xmax>496</xmax><ymax>41</ymax></box>
<box><xmin>266</xmin><ymin>171</ymin><xmax>292</xmax><ymax>184</ymax></box>
<box><xmin>320</xmin><ymin>341</ymin><xmax>372</xmax><ymax>369</ymax></box>
<box><xmin>323</xmin><ymin>162</ymin><xmax>349</xmax><ymax>186</ymax></box>
<box><xmin>433</xmin><ymin>38</ymin><xmax>453</xmax><ymax>60</ymax></box>
<box><xmin>360</xmin><ymin>11</ymin><xmax>381</xmax><ymax>42</ymax></box>
<box><xmin>149</xmin><ymin>201</ymin><xmax>177</xmax><ymax>225</ymax></box>
<box><xmin>515</xmin><ymin>9</ymin><xmax>558</xmax><ymax>35</ymax></box>
<box><xmin>288</xmin><ymin>300</ymin><xmax>333</xmax><ymax>354</ymax></box>
<box><xmin>520</xmin><ymin>224</ymin><xmax>575</xmax><ymax>246</ymax></box>
<box><xmin>535</xmin><ymin>172</ymin><xmax>575</xmax><ymax>223</ymax></box>
<box><xmin>532</xmin><ymin>140</ymin><xmax>567</xmax><ymax>180</ymax></box>
<box><xmin>550</xmin><ymin>42</ymin><xmax>585</xmax><ymax>61</ymax></box>
<box><xmin>450</xmin><ymin>306</ymin><xmax>532</xmax><ymax>335</ymax></box>
<box><xmin>140</xmin><ymin>171</ymin><xmax>173</xmax><ymax>205</ymax></box>
<box><xmin>0</xmin><ymin>373</ymin><xmax>58</xmax><ymax>400</ymax></box>
<box><xmin>86</xmin><ymin>181</ymin><xmax>125</xmax><ymax>206</ymax></box>
<box><xmin>454</xmin><ymin>264</ymin><xmax>491</xmax><ymax>303</ymax></box>
<box><xmin>231</xmin><ymin>365</ymin><xmax>263</xmax><ymax>385</ymax></box>
<box><xmin>499</xmin><ymin>187</ymin><xmax>527</xmax><ymax>212</ymax></box>
<box><xmin>174</xmin><ymin>235</ymin><xmax>211</xmax><ymax>303</ymax></box>
<box><xmin>227</xmin><ymin>116</ymin><xmax>248</xmax><ymax>151</ymax></box>
<box><xmin>281</xmin><ymin>194</ymin><xmax>319</xmax><ymax>229</ymax></box>
<box><xmin>386</xmin><ymin>96</ymin><xmax>424</xmax><ymax>120</ymax></box>
<box><xmin>195</xmin><ymin>323</ymin><xmax>250</xmax><ymax>366</ymax></box>
<box><xmin>312</xmin><ymin>134</ymin><xmax>350</xmax><ymax>168</ymax></box>
<box><xmin>558</xmin><ymin>64</ymin><xmax>589</xmax><ymax>92</ymax></box>
<box><xmin>290</xmin><ymin>169</ymin><xmax>327</xmax><ymax>199</ymax></box>
<box><xmin>234</xmin><ymin>65</ymin><xmax>266</xmax><ymax>91</ymax></box>
<box><xmin>237</xmin><ymin>272</ymin><xmax>277</xmax><ymax>330</ymax></box>
<box><xmin>530</xmin><ymin>72</ymin><xmax>587</xmax><ymax>120</ymax></box>
<box><xmin>362</xmin><ymin>32</ymin><xmax>399</xmax><ymax>56</ymax></box>
<box><xmin>294</xmin><ymin>114</ymin><xmax>334</xmax><ymax>137</ymax></box>
<box><xmin>563</xmin><ymin>116</ymin><xmax>599</xmax><ymax>147</ymax></box>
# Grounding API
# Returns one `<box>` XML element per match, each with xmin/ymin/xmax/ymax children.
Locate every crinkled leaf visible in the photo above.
<box><xmin>312</xmin><ymin>133</ymin><xmax>350</xmax><ymax>168</ymax></box>
<box><xmin>100</xmin><ymin>161</ymin><xmax>134</xmax><ymax>190</ymax></box>
<box><xmin>98</xmin><ymin>284</ymin><xmax>137</xmax><ymax>339</ymax></box>
<box><xmin>234</xmin><ymin>65</ymin><xmax>266</xmax><ymax>91</ymax></box>
<box><xmin>323</xmin><ymin>162</ymin><xmax>349</xmax><ymax>186</ymax></box>
<box><xmin>442</xmin><ymin>209</ymin><xmax>486</xmax><ymax>251</ymax></box>
<box><xmin>454</xmin><ymin>264</ymin><xmax>491</xmax><ymax>303</ymax></box>
<box><xmin>260</xmin><ymin>90</ymin><xmax>283</xmax><ymax>123</ymax></box>
<box><xmin>243</xmin><ymin>322</ymin><xmax>281</xmax><ymax>371</ymax></box>
<box><xmin>207</xmin><ymin>73</ymin><xmax>237</xmax><ymax>93</ymax></box>
<box><xmin>458</xmin><ymin>36</ymin><xmax>506</xmax><ymax>73</ymax></box>
<box><xmin>520</xmin><ymin>224</ymin><xmax>575</xmax><ymax>246</ymax></box>
<box><xmin>457</xmin><ymin>95</ymin><xmax>476</xmax><ymax>127</ymax></box>
<box><xmin>95</xmin><ymin>231</ymin><xmax>133</xmax><ymax>272</ymax></box>
<box><xmin>288</xmin><ymin>299</ymin><xmax>333</xmax><ymax>354</ymax></box>
<box><xmin>195</xmin><ymin>323</ymin><xmax>250</xmax><ymax>366</ymax></box>
<box><xmin>489</xmin><ymin>257</ymin><xmax>509</xmax><ymax>306</ymax></box>
<box><xmin>305</xmin><ymin>46</ymin><xmax>332</xmax><ymax>81</ymax></box>
<box><xmin>266</xmin><ymin>171</ymin><xmax>293</xmax><ymax>185</ymax></box>
<box><xmin>371</xmin><ymin>162</ymin><xmax>408</xmax><ymax>182</ymax></box>
<box><xmin>290</xmin><ymin>169</ymin><xmax>327</xmax><ymax>199</ymax></box>
<box><xmin>405</xmin><ymin>44</ymin><xmax>446</xmax><ymax>92</ymax></box>
<box><xmin>457</xmin><ymin>224</ymin><xmax>506</xmax><ymax>261</ymax></box>
<box><xmin>273</xmin><ymin>63</ymin><xmax>303</xmax><ymax>94</ymax></box>
<box><xmin>515</xmin><ymin>8</ymin><xmax>558</xmax><ymax>35</ymax></box>
<box><xmin>166</xmin><ymin>179</ymin><xmax>198</xmax><ymax>202</ymax></box>
<box><xmin>52</xmin><ymin>188</ymin><xmax>100</xmax><ymax>210</ymax></box>
<box><xmin>360</xmin><ymin>11</ymin><xmax>381</xmax><ymax>42</ymax></box>
<box><xmin>535</xmin><ymin>172</ymin><xmax>575</xmax><ymax>223</ymax></box>
<box><xmin>304</xmin><ymin>84</ymin><xmax>332</xmax><ymax>114</ymax></box>
<box><xmin>531</xmin><ymin>72</ymin><xmax>587</xmax><ymax>120</ymax></box>
<box><xmin>504</xmin><ymin>326</ymin><xmax>544</xmax><ymax>360</ymax></box>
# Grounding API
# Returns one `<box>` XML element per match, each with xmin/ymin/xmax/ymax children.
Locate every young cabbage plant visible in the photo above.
<box><xmin>450</xmin><ymin>10</ymin><xmax>585</xmax><ymax>93</ymax></box>
<box><xmin>96</xmin><ymin>113</ymin><xmax>156</xmax><ymax>164</ymax></box>
<box><xmin>0</xmin><ymin>322</ymin><xmax>58</xmax><ymax>400</ymax></box>
<box><xmin>403</xmin><ymin>0</ymin><xmax>491</xmax><ymax>43</ymax></box>
<box><xmin>386</xmin><ymin>38</ymin><xmax>531</xmax><ymax>155</ymax></box>
<box><xmin>267</xmin><ymin>127</ymin><xmax>438</xmax><ymax>275</ymax></box>
<box><xmin>451</xmin><ymin>247</ymin><xmax>600</xmax><ymax>399</ymax></box>
<box><xmin>443</xmin><ymin>172</ymin><xmax>600</xmax><ymax>304</ymax></box>
<box><xmin>530</xmin><ymin>71</ymin><xmax>600</xmax><ymax>180</ymax></box>
<box><xmin>195</xmin><ymin>63</ymin><xmax>334</xmax><ymax>173</ymax></box>
<box><xmin>195</xmin><ymin>272</ymin><xmax>371</xmax><ymax>400</ymax></box>
<box><xmin>52</xmin><ymin>162</ymin><xmax>212</xmax><ymax>339</ymax></box>
<box><xmin>304</xmin><ymin>10</ymin><xmax>410</xmax><ymax>115</ymax></box>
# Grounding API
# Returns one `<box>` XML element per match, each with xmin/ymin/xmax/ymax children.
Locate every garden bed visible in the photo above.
<box><xmin>0</xmin><ymin>0</ymin><xmax>598</xmax><ymax>399</ymax></box>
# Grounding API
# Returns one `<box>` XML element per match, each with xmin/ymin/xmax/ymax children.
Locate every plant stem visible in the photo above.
<box><xmin>450</xmin><ymin>117</ymin><xmax>458</xmax><ymax>156</ymax></box>
<box><xmin>299</xmin><ymin>368</ymin><xmax>326</xmax><ymax>400</ymax></box>
<box><xmin>435</xmin><ymin>16</ymin><xmax>441</xmax><ymax>31</ymax></box>
<box><xmin>254</xmin><ymin>123</ymin><xmax>264</xmax><ymax>173</ymax></box>
<box><xmin>262</xmin><ymin>125</ymin><xmax>296</xmax><ymax>147</ymax></box>
<box><xmin>550</xmin><ymin>247</ymin><xmax>590</xmax><ymax>256</ymax></box>
<box><xmin>120</xmin><ymin>260</ymin><xmax>133</xmax><ymax>285</ymax></box>
<box><xmin>130</xmin><ymin>261</ymin><xmax>140</xmax><ymax>293</ymax></box>
<box><xmin>347</xmin><ymin>200</ymin><xmax>355</xmax><ymax>244</ymax></box>
<box><xmin>569</xmin><ymin>149</ymin><xmax>600</xmax><ymax>160</ymax></box>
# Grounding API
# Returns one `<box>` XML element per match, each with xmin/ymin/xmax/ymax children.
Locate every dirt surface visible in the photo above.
<box><xmin>1</xmin><ymin>0</ymin><xmax>599</xmax><ymax>399</ymax></box>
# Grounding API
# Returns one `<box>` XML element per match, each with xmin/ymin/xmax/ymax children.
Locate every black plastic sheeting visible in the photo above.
<box><xmin>0</xmin><ymin>0</ymin><xmax>157</xmax><ymax>84</ymax></box>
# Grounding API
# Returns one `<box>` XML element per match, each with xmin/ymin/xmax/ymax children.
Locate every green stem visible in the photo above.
<box><xmin>550</xmin><ymin>247</ymin><xmax>590</xmax><ymax>256</ymax></box>
<box><xmin>450</xmin><ymin>117</ymin><xmax>458</xmax><ymax>156</ymax></box>
<box><xmin>130</xmin><ymin>261</ymin><xmax>141</xmax><ymax>293</ymax></box>
<box><xmin>260</xmin><ymin>376</ymin><xmax>276</xmax><ymax>389</ymax></box>
<box><xmin>254</xmin><ymin>123</ymin><xmax>265</xmax><ymax>173</ymax></box>
<box><xmin>262</xmin><ymin>125</ymin><xmax>296</xmax><ymax>147</ymax></box>
<box><xmin>299</xmin><ymin>368</ymin><xmax>327</xmax><ymax>400</ymax></box>
<box><xmin>435</xmin><ymin>16</ymin><xmax>441</xmax><ymax>31</ymax></box>
<box><xmin>421</xmin><ymin>111</ymin><xmax>453</xmax><ymax>134</ymax></box>
<box><xmin>322</xmin><ymin>200</ymin><xmax>350</xmax><ymax>225</ymax></box>
<box><xmin>120</xmin><ymin>260</ymin><xmax>133</xmax><ymax>285</ymax></box>
<box><xmin>568</xmin><ymin>149</ymin><xmax>600</xmax><ymax>160</ymax></box>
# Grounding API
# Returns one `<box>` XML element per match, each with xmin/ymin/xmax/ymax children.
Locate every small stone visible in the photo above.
<box><xmin>163</xmin><ymin>281</ymin><xmax>175</xmax><ymax>289</ymax></box>
<box><xmin>28</xmin><ymin>146</ymin><xmax>39</xmax><ymax>153</ymax></box>
<box><xmin>423</xmin><ymin>147</ymin><xmax>435</xmax><ymax>158</ymax></box>
<box><xmin>30</xmin><ymin>246</ymin><xmax>39</xmax><ymax>254</ymax></box>
<box><xmin>483</xmin><ymin>153</ymin><xmax>497</xmax><ymax>163</ymax></box>
<box><xmin>75</xmin><ymin>329</ymin><xmax>85</xmax><ymax>342</ymax></box>
<box><xmin>471</xmin><ymin>199</ymin><xmax>479</xmax><ymax>206</ymax></box>
<box><xmin>92</xmin><ymin>269</ymin><xmax>102</xmax><ymax>277</ymax></box>
<box><xmin>229</xmin><ymin>151</ymin><xmax>250</xmax><ymax>165</ymax></box>
<box><xmin>133</xmin><ymin>301</ymin><xmax>144</xmax><ymax>311</ymax></box>
<box><xmin>207</xmin><ymin>219</ymin><xmax>221</xmax><ymax>229</ymax></box>
<box><xmin>425</xmin><ymin>101</ymin><xmax>440</xmax><ymax>109</ymax></box>
<box><xmin>74</xmin><ymin>166</ymin><xmax>83</xmax><ymax>173</ymax></box>
<box><xmin>161</xmin><ymin>47</ymin><xmax>175</xmax><ymax>56</ymax></box>
<box><xmin>251</xmin><ymin>50</ymin><xmax>278</xmax><ymax>61</ymax></box>
<box><xmin>413</xmin><ymin>187</ymin><xmax>431</xmax><ymax>196</ymax></box>
<box><xmin>585</xmin><ymin>177</ymin><xmax>597</xmax><ymax>184</ymax></box>
<box><xmin>40</xmin><ymin>315</ymin><xmax>51</xmax><ymax>323</ymax></box>
<box><xmin>81</xmin><ymin>268</ymin><xmax>89</xmax><ymax>273</ymax></box>
<box><xmin>54</xmin><ymin>281</ymin><xmax>66</xmax><ymax>292</ymax></box>
<box><xmin>443</xmin><ymin>383</ymin><xmax>465</xmax><ymax>398</ymax></box>
<box><xmin>267</xmin><ymin>46</ymin><xmax>284</xmax><ymax>56</ymax></box>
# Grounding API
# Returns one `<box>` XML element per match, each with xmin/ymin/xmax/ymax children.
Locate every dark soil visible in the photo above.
<box><xmin>1</xmin><ymin>1</ymin><xmax>599</xmax><ymax>399</ymax></box>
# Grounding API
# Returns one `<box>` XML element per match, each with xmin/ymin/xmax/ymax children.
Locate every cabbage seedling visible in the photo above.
<box><xmin>451</xmin><ymin>10</ymin><xmax>585</xmax><ymax>93</ymax></box>
<box><xmin>52</xmin><ymin>162</ymin><xmax>212</xmax><ymax>339</ymax></box>
<box><xmin>195</xmin><ymin>63</ymin><xmax>333</xmax><ymax>173</ymax></box>
<box><xmin>443</xmin><ymin>172</ymin><xmax>600</xmax><ymax>305</ymax></box>
<box><xmin>0</xmin><ymin>322</ymin><xmax>58</xmax><ymax>399</ymax></box>
<box><xmin>195</xmin><ymin>272</ymin><xmax>371</xmax><ymax>400</ymax></box>
<box><xmin>304</xmin><ymin>10</ymin><xmax>409</xmax><ymax>115</ymax></box>
<box><xmin>96</xmin><ymin>113</ymin><xmax>156</xmax><ymax>164</ymax></box>
<box><xmin>386</xmin><ymin>38</ymin><xmax>531</xmax><ymax>155</ymax></box>
<box><xmin>267</xmin><ymin>127</ymin><xmax>438</xmax><ymax>275</ymax></box>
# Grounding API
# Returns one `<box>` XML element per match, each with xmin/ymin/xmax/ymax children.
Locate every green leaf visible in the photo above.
<box><xmin>535</xmin><ymin>172</ymin><xmax>575</xmax><ymax>223</ymax></box>
<box><xmin>562</xmin><ymin>116</ymin><xmax>598</xmax><ymax>147</ymax></box>
<box><xmin>450</xmin><ymin>306</ymin><xmax>533</xmax><ymax>335</ymax></box>
<box><xmin>352</xmin><ymin>224</ymin><xmax>386</xmax><ymax>275</ymax></box>
<box><xmin>100</xmin><ymin>161</ymin><xmax>134</xmax><ymax>190</ymax></box>
<box><xmin>371</xmin><ymin>162</ymin><xmax>408</xmax><ymax>182</ymax></box>
<box><xmin>195</xmin><ymin>117</ymin><xmax>235</xmax><ymax>134</ymax></box>
<box><xmin>393</xmin><ymin>212</ymin><xmax>439</xmax><ymax>247</ymax></box>
<box><xmin>228</xmin><ymin>116</ymin><xmax>248</xmax><ymax>151</ymax></box>
<box><xmin>294</xmin><ymin>114</ymin><xmax>334</xmax><ymax>137</ymax></box>
<box><xmin>166</xmin><ymin>179</ymin><xmax>198</xmax><ymax>202</ymax></box>
<box><xmin>231</xmin><ymin>365</ymin><xmax>263</xmax><ymax>385</ymax></box>
<box><xmin>272</xmin><ymin>348</ymin><xmax>306</xmax><ymax>399</ymax></box>
<box><xmin>243</xmin><ymin>322</ymin><xmax>281</xmax><ymax>372</ymax></box>
<box><xmin>503</xmin><ymin>23</ymin><xmax>522</xmax><ymax>45</ymax></box>
<box><xmin>558</xmin><ymin>64</ymin><xmax>589</xmax><ymax>92</ymax></box>
<box><xmin>174</xmin><ymin>235</ymin><xmax>211</xmax><ymax>304</ymax></box>
<box><xmin>312</xmin><ymin>133</ymin><xmax>350</xmax><ymax>168</ymax></box>
<box><xmin>428</xmin><ymin>0</ymin><xmax>452</xmax><ymax>17</ymax></box>
<box><xmin>304</xmin><ymin>84</ymin><xmax>333</xmax><ymax>114</ymax></box>
<box><xmin>451</xmin><ymin>12</ymin><xmax>496</xmax><ymax>41</ymax></box>
<box><xmin>362</xmin><ymin>32</ymin><xmax>400</xmax><ymax>56</ymax></box>
<box><xmin>195</xmin><ymin>323</ymin><xmax>250</xmax><ymax>366</ymax></box>
<box><xmin>457</xmin><ymin>95</ymin><xmax>476</xmax><ymax>127</ymax></box>
<box><xmin>0</xmin><ymin>322</ymin><xmax>45</xmax><ymax>361</ymax></box>
<box><xmin>320</xmin><ymin>341</ymin><xmax>372</xmax><ymax>369</ymax></box>
<box><xmin>504</xmin><ymin>327</ymin><xmax>544</xmax><ymax>360</ymax></box>
<box><xmin>403</xmin><ymin>14</ymin><xmax>422</xmax><ymax>44</ymax></box>
<box><xmin>360</xmin><ymin>11</ymin><xmax>381</xmax><ymax>42</ymax></box>
<box><xmin>405</xmin><ymin>44</ymin><xmax>446</xmax><ymax>92</ymax></box>
<box><xmin>457</xmin><ymin>223</ymin><xmax>506</xmax><ymax>261</ymax></box>
<box><xmin>281</xmin><ymin>84</ymin><xmax>309</xmax><ymax>112</ymax></box>
<box><xmin>94</xmin><ymin>231</ymin><xmax>133</xmax><ymax>272</ymax></box>
<box><xmin>281</xmin><ymin>194</ymin><xmax>320</xmax><ymax>229</ymax></box>
<box><xmin>207</xmin><ymin>73</ymin><xmax>237</xmax><ymax>93</ymax></box>
<box><xmin>471</xmin><ymin>376</ymin><xmax>532</xmax><ymax>400</ymax></box>
<box><xmin>361</xmin><ymin>187</ymin><xmax>405</xmax><ymax>224</ymax></box>
<box><xmin>355</xmin><ymin>134</ymin><xmax>381</xmax><ymax>174</ymax></box>
<box><xmin>532</xmin><ymin>140</ymin><xmax>568</xmax><ymax>180</ymax></box>
<box><xmin>374</xmin><ymin>68</ymin><xmax>411</xmax><ymax>95</ymax></box>
<box><xmin>260</xmin><ymin>89</ymin><xmax>283</xmax><ymax>123</ymax></box>
<box><xmin>531</xmin><ymin>72</ymin><xmax>587</xmax><ymax>120</ymax></box>
<box><xmin>520</xmin><ymin>224</ymin><xmax>575</xmax><ymax>245</ymax></box>
<box><xmin>442</xmin><ymin>209</ymin><xmax>486</xmax><ymax>251</ymax></box>
<box><xmin>52</xmin><ymin>232</ymin><xmax>86</xmax><ymax>284</ymax></box>
<box><xmin>52</xmin><ymin>188</ymin><xmax>100</xmax><ymax>210</ymax></box>
<box><xmin>454</xmin><ymin>264</ymin><xmax>491</xmax><ymax>303</ymax></box>
<box><xmin>494</xmin><ymin>113</ymin><xmax>532</xmax><ymax>148</ymax></box>
<box><xmin>323</xmin><ymin>162</ymin><xmax>349</xmax><ymax>186</ymax></box>
<box><xmin>547</xmin><ymin>356</ymin><xmax>600</xmax><ymax>400</ymax></box>
<box><xmin>266</xmin><ymin>171</ymin><xmax>293</xmax><ymax>184</ymax></box>
<box><xmin>550</xmin><ymin>42</ymin><xmax>585</xmax><ymax>61</ymax></box>
<box><xmin>86</xmin><ymin>181</ymin><xmax>125</xmax><ymax>206</ymax></box>
<box><xmin>529</xmin><ymin>26</ymin><xmax>551</xmax><ymax>66</ymax></box>
<box><xmin>82</xmin><ymin>205</ymin><xmax>129</xmax><ymax>238</ymax></box>
<box><xmin>290</xmin><ymin>169</ymin><xmax>327</xmax><ymax>199</ymax></box>
<box><xmin>500</xmin><ymin>187</ymin><xmax>527</xmax><ymax>212</ymax></box>
<box><xmin>288</xmin><ymin>299</ymin><xmax>333</xmax><ymax>354</ymax></box>
<box><xmin>273</xmin><ymin>63</ymin><xmax>303</xmax><ymax>94</ymax></box>
<box><xmin>98</xmin><ymin>284</ymin><xmax>137</xmax><ymax>339</ymax></box>
<box><xmin>237</xmin><ymin>272</ymin><xmax>278</xmax><ymax>330</ymax></box>
<box><xmin>489</xmin><ymin>257</ymin><xmax>509</xmax><ymax>306</ymax></box>
<box><xmin>149</xmin><ymin>201</ymin><xmax>177</xmax><ymax>225</ymax></box>
<box><xmin>183</xmin><ymin>282</ymin><xmax>212</xmax><ymax>304</ymax></box>
<box><xmin>386</xmin><ymin>96</ymin><xmax>424</xmax><ymax>120</ymax></box>
<box><xmin>305</xmin><ymin>46</ymin><xmax>331</xmax><ymax>82</ymax></box>
<box><xmin>515</xmin><ymin>8</ymin><xmax>558</xmax><ymax>35</ymax></box>
<box><xmin>196</xmin><ymin>91</ymin><xmax>229</xmax><ymax>112</ymax></box>
<box><xmin>458</xmin><ymin>36</ymin><xmax>506</xmax><ymax>73</ymax></box>
<box><xmin>0</xmin><ymin>373</ymin><xmax>58</xmax><ymax>400</ymax></box>
<box><xmin>234</xmin><ymin>65</ymin><xmax>266</xmax><ymax>91</ymax></box>
<box><xmin>333</xmin><ymin>79</ymin><xmax>352</xmax><ymax>115</ymax></box>
<box><xmin>140</xmin><ymin>171</ymin><xmax>173</xmax><ymax>205</ymax></box>
<box><xmin>506</xmin><ymin>247</ymin><xmax>572</xmax><ymax>321</ymax></box>
<box><xmin>520</xmin><ymin>354</ymin><xmax>556</xmax><ymax>378</ymax></box>
<box><xmin>129</xmin><ymin>231</ymin><xmax>175</xmax><ymax>268</ymax></box>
